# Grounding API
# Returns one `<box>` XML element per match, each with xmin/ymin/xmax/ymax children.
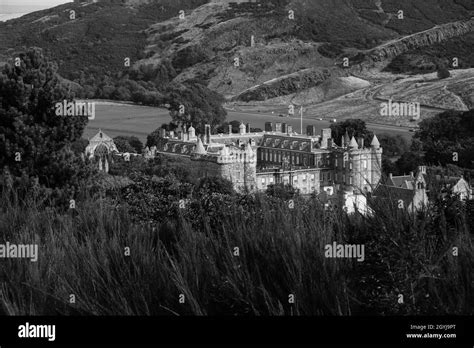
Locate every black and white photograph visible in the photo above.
<box><xmin>0</xmin><ymin>0</ymin><xmax>473</xmax><ymax>345</ymax></box>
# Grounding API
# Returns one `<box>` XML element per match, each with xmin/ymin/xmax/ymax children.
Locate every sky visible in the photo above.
<box><xmin>1</xmin><ymin>0</ymin><xmax>71</xmax><ymax>13</ymax></box>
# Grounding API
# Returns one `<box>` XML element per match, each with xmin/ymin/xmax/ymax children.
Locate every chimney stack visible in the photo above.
<box><xmin>282</xmin><ymin>123</ymin><xmax>287</xmax><ymax>134</ymax></box>
<box><xmin>307</xmin><ymin>125</ymin><xmax>316</xmax><ymax>136</ymax></box>
<box><xmin>246</xmin><ymin>123</ymin><xmax>251</xmax><ymax>134</ymax></box>
<box><xmin>320</xmin><ymin>128</ymin><xmax>332</xmax><ymax>149</ymax></box>
<box><xmin>265</xmin><ymin>122</ymin><xmax>273</xmax><ymax>132</ymax></box>
<box><xmin>275</xmin><ymin>122</ymin><xmax>282</xmax><ymax>133</ymax></box>
<box><xmin>205</xmin><ymin>124</ymin><xmax>211</xmax><ymax>144</ymax></box>
<box><xmin>228</xmin><ymin>124</ymin><xmax>232</xmax><ymax>135</ymax></box>
<box><xmin>287</xmin><ymin>125</ymin><xmax>293</xmax><ymax>134</ymax></box>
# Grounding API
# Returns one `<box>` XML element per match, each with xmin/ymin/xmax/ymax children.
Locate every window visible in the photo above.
<box><xmin>349</xmin><ymin>162</ymin><xmax>353</xmax><ymax>170</ymax></box>
<box><xmin>349</xmin><ymin>176</ymin><xmax>353</xmax><ymax>185</ymax></box>
<box><xmin>363</xmin><ymin>160</ymin><xmax>367</xmax><ymax>169</ymax></box>
<box><xmin>269</xmin><ymin>177</ymin><xmax>274</xmax><ymax>183</ymax></box>
<box><xmin>261</xmin><ymin>178</ymin><xmax>266</xmax><ymax>184</ymax></box>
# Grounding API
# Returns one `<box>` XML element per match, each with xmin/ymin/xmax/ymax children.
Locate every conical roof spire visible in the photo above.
<box><xmin>344</xmin><ymin>130</ymin><xmax>350</xmax><ymax>146</ymax></box>
<box><xmin>370</xmin><ymin>134</ymin><xmax>380</xmax><ymax>149</ymax></box>
<box><xmin>193</xmin><ymin>137</ymin><xmax>206</xmax><ymax>155</ymax></box>
<box><xmin>349</xmin><ymin>136</ymin><xmax>359</xmax><ymax>149</ymax></box>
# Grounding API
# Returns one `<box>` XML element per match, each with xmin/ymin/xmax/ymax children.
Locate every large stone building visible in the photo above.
<box><xmin>152</xmin><ymin>121</ymin><xmax>383</xmax><ymax>196</ymax></box>
<box><xmin>255</xmin><ymin>125</ymin><xmax>382</xmax><ymax>194</ymax></box>
<box><xmin>152</xmin><ymin>124</ymin><xmax>258</xmax><ymax>192</ymax></box>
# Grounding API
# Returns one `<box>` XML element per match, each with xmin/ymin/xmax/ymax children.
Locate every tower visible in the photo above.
<box><xmin>369</xmin><ymin>134</ymin><xmax>382</xmax><ymax>189</ymax></box>
<box><xmin>188</xmin><ymin>125</ymin><xmax>196</xmax><ymax>139</ymax></box>
<box><xmin>239</xmin><ymin>122</ymin><xmax>246</xmax><ymax>135</ymax></box>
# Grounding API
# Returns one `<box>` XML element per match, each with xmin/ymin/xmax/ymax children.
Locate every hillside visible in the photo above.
<box><xmin>141</xmin><ymin>0</ymin><xmax>474</xmax><ymax>99</ymax></box>
<box><xmin>0</xmin><ymin>0</ymin><xmax>473</xmax><ymax>117</ymax></box>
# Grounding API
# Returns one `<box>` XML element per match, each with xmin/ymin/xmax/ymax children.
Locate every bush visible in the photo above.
<box><xmin>437</xmin><ymin>66</ymin><xmax>451</xmax><ymax>79</ymax></box>
<box><xmin>1</xmin><ymin>179</ymin><xmax>472</xmax><ymax>315</ymax></box>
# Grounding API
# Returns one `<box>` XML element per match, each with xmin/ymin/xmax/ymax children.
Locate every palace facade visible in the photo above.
<box><xmin>149</xmin><ymin>121</ymin><xmax>383</xmax><ymax>195</ymax></box>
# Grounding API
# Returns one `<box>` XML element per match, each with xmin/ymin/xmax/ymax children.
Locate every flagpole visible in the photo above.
<box><xmin>300</xmin><ymin>106</ymin><xmax>303</xmax><ymax>135</ymax></box>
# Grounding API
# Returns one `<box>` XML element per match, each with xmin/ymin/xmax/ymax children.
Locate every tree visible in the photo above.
<box><xmin>195</xmin><ymin>176</ymin><xmax>235</xmax><ymax>196</ymax></box>
<box><xmin>378</xmin><ymin>134</ymin><xmax>409</xmax><ymax>157</ymax></box>
<box><xmin>165</xmin><ymin>81</ymin><xmax>227</xmax><ymax>134</ymax></box>
<box><xmin>113</xmin><ymin>136</ymin><xmax>136</xmax><ymax>153</ymax></box>
<box><xmin>171</xmin><ymin>45</ymin><xmax>208</xmax><ymax>73</ymax></box>
<box><xmin>382</xmin><ymin>158</ymin><xmax>398</xmax><ymax>176</ymax></box>
<box><xmin>266</xmin><ymin>183</ymin><xmax>298</xmax><ymax>200</ymax></box>
<box><xmin>112</xmin><ymin>86</ymin><xmax>132</xmax><ymax>101</ymax></box>
<box><xmin>128</xmin><ymin>136</ymin><xmax>144</xmax><ymax>153</ymax></box>
<box><xmin>0</xmin><ymin>48</ymin><xmax>90</xmax><ymax>188</ymax></box>
<box><xmin>330</xmin><ymin>119</ymin><xmax>373</xmax><ymax>146</ymax></box>
<box><xmin>71</xmin><ymin>138</ymin><xmax>89</xmax><ymax>155</ymax></box>
<box><xmin>146</xmin><ymin>128</ymin><xmax>162</xmax><ymax>148</ymax></box>
<box><xmin>395</xmin><ymin>151</ymin><xmax>424</xmax><ymax>175</ymax></box>
<box><xmin>414</xmin><ymin>110</ymin><xmax>474</xmax><ymax>169</ymax></box>
<box><xmin>437</xmin><ymin>66</ymin><xmax>451</xmax><ymax>80</ymax></box>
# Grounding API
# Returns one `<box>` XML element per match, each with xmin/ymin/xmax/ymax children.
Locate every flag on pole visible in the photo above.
<box><xmin>300</xmin><ymin>106</ymin><xmax>303</xmax><ymax>135</ymax></box>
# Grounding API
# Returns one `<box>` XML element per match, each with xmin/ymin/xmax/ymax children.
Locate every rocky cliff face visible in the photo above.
<box><xmin>364</xmin><ymin>18</ymin><xmax>474</xmax><ymax>66</ymax></box>
<box><xmin>233</xmin><ymin>68</ymin><xmax>348</xmax><ymax>102</ymax></box>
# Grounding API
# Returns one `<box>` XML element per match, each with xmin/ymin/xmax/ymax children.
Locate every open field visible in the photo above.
<box><xmin>84</xmin><ymin>100</ymin><xmax>414</xmax><ymax>144</ymax></box>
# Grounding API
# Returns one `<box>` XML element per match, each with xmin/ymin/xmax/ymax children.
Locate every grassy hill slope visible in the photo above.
<box><xmin>0</xmin><ymin>0</ymin><xmax>472</xmax><ymax>106</ymax></box>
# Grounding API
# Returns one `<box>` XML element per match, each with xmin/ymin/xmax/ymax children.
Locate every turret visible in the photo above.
<box><xmin>188</xmin><ymin>125</ymin><xmax>196</xmax><ymax>139</ymax></box>
<box><xmin>239</xmin><ymin>122</ymin><xmax>246</xmax><ymax>135</ymax></box>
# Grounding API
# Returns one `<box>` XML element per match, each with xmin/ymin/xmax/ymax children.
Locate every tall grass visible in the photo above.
<box><xmin>0</xmin><ymin>185</ymin><xmax>472</xmax><ymax>316</ymax></box>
